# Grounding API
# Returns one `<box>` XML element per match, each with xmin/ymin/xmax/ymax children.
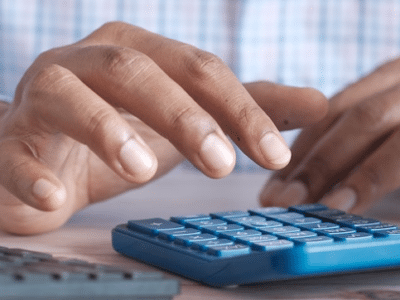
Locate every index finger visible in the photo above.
<box><xmin>84</xmin><ymin>22</ymin><xmax>291</xmax><ymax>170</ymax></box>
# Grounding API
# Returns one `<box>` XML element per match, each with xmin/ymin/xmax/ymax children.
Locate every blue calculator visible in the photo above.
<box><xmin>112</xmin><ymin>204</ymin><xmax>400</xmax><ymax>287</ymax></box>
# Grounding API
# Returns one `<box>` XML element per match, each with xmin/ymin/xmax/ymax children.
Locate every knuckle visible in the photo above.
<box><xmin>27</xmin><ymin>64</ymin><xmax>73</xmax><ymax>105</ymax></box>
<box><xmin>183</xmin><ymin>46</ymin><xmax>226</xmax><ymax>81</ymax></box>
<box><xmin>101</xmin><ymin>47</ymin><xmax>153</xmax><ymax>79</ymax></box>
<box><xmin>169</xmin><ymin>106</ymin><xmax>205</xmax><ymax>134</ymax></box>
<box><xmin>349</xmin><ymin>101</ymin><xmax>386</xmax><ymax>132</ymax></box>
<box><xmin>85</xmin><ymin>108</ymin><xmax>116</xmax><ymax>141</ymax></box>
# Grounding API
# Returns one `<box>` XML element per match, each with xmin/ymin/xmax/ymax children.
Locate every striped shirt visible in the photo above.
<box><xmin>1</xmin><ymin>0</ymin><xmax>399</xmax><ymax>172</ymax></box>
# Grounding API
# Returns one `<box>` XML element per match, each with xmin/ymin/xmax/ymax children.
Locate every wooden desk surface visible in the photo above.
<box><xmin>2</xmin><ymin>170</ymin><xmax>400</xmax><ymax>300</ymax></box>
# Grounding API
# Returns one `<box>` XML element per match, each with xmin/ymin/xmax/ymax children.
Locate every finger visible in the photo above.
<box><xmin>83</xmin><ymin>22</ymin><xmax>292</xmax><ymax>170</ymax></box>
<box><xmin>262</xmin><ymin>83</ymin><xmax>400</xmax><ymax>207</ymax></box>
<box><xmin>0</xmin><ymin>138</ymin><xmax>67</xmax><ymax>211</ymax></box>
<box><xmin>25</xmin><ymin>64</ymin><xmax>158</xmax><ymax>183</ymax></box>
<box><xmin>243</xmin><ymin>81</ymin><xmax>328</xmax><ymax>130</ymax></box>
<box><xmin>320</xmin><ymin>129</ymin><xmax>400</xmax><ymax>213</ymax></box>
<box><xmin>260</xmin><ymin>58</ymin><xmax>400</xmax><ymax>205</ymax></box>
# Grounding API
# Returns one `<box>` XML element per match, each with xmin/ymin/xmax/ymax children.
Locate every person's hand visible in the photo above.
<box><xmin>0</xmin><ymin>22</ymin><xmax>327</xmax><ymax>235</ymax></box>
<box><xmin>260</xmin><ymin>57</ymin><xmax>400</xmax><ymax>214</ymax></box>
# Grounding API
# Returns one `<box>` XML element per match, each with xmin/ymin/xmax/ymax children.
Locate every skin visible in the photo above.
<box><xmin>260</xmin><ymin>57</ymin><xmax>400</xmax><ymax>215</ymax></box>
<box><xmin>0</xmin><ymin>22</ymin><xmax>327</xmax><ymax>235</ymax></box>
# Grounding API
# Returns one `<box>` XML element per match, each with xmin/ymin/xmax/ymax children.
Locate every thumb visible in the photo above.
<box><xmin>244</xmin><ymin>81</ymin><xmax>328</xmax><ymax>131</ymax></box>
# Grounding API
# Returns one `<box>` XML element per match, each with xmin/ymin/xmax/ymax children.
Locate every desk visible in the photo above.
<box><xmin>2</xmin><ymin>170</ymin><xmax>400</xmax><ymax>300</ymax></box>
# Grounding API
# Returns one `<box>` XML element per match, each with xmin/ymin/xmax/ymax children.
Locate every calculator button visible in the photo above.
<box><xmin>210</xmin><ymin>211</ymin><xmax>250</xmax><ymax>219</ymax></box>
<box><xmin>300</xmin><ymin>222</ymin><xmax>339</xmax><ymax>231</ymax></box>
<box><xmin>227</xmin><ymin>216</ymin><xmax>283</xmax><ymax>229</ymax></box>
<box><xmin>316</xmin><ymin>227</ymin><xmax>356</xmax><ymax>235</ymax></box>
<box><xmin>193</xmin><ymin>239</ymin><xmax>234</xmax><ymax>251</ymax></box>
<box><xmin>374</xmin><ymin>229</ymin><xmax>400</xmax><ymax>237</ymax></box>
<box><xmin>220</xmin><ymin>229</ymin><xmax>261</xmax><ymax>240</ymax></box>
<box><xmin>128</xmin><ymin>218</ymin><xmax>184</xmax><ymax>235</ymax></box>
<box><xmin>259</xmin><ymin>226</ymin><xmax>300</xmax><ymax>235</ymax></box>
<box><xmin>286</xmin><ymin>217</ymin><xmax>321</xmax><ymax>226</ymax></box>
<box><xmin>358</xmin><ymin>223</ymin><xmax>398</xmax><ymax>232</ymax></box>
<box><xmin>310</xmin><ymin>209</ymin><xmax>345</xmax><ymax>218</ymax></box>
<box><xmin>237</xmin><ymin>234</ymin><xmax>278</xmax><ymax>244</ymax></box>
<box><xmin>186</xmin><ymin>219</ymin><xmax>227</xmax><ymax>229</ymax></box>
<box><xmin>338</xmin><ymin>218</ymin><xmax>380</xmax><ymax>228</ymax></box>
<box><xmin>158</xmin><ymin>228</ymin><xmax>201</xmax><ymax>241</ymax></box>
<box><xmin>267</xmin><ymin>212</ymin><xmax>305</xmax><ymax>222</ymax></box>
<box><xmin>292</xmin><ymin>236</ymin><xmax>334</xmax><ymax>245</ymax></box>
<box><xmin>332</xmin><ymin>232</ymin><xmax>373</xmax><ymax>241</ymax></box>
<box><xmin>203</xmin><ymin>224</ymin><xmax>245</xmax><ymax>235</ymax></box>
<box><xmin>170</xmin><ymin>214</ymin><xmax>211</xmax><ymax>223</ymax></box>
<box><xmin>289</xmin><ymin>203</ymin><xmax>328</xmax><ymax>212</ymax></box>
<box><xmin>251</xmin><ymin>240</ymin><xmax>294</xmax><ymax>251</ymax></box>
<box><xmin>249</xmin><ymin>207</ymin><xmax>288</xmax><ymax>216</ymax></box>
<box><xmin>330</xmin><ymin>214</ymin><xmax>362</xmax><ymax>222</ymax></box>
<box><xmin>207</xmin><ymin>244</ymin><xmax>250</xmax><ymax>257</ymax></box>
<box><xmin>277</xmin><ymin>231</ymin><xmax>317</xmax><ymax>240</ymax></box>
<box><xmin>174</xmin><ymin>234</ymin><xmax>217</xmax><ymax>246</ymax></box>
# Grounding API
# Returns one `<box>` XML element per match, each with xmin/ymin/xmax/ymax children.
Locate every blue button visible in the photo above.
<box><xmin>128</xmin><ymin>218</ymin><xmax>184</xmax><ymax>235</ymax></box>
<box><xmin>174</xmin><ymin>234</ymin><xmax>217</xmax><ymax>246</ymax></box>
<box><xmin>249</xmin><ymin>207</ymin><xmax>288</xmax><ymax>216</ymax></box>
<box><xmin>289</xmin><ymin>203</ymin><xmax>328</xmax><ymax>212</ymax></box>
<box><xmin>300</xmin><ymin>222</ymin><xmax>339</xmax><ymax>231</ymax></box>
<box><xmin>186</xmin><ymin>219</ymin><xmax>227</xmax><ymax>229</ymax></box>
<box><xmin>332</xmin><ymin>232</ymin><xmax>373</xmax><ymax>241</ymax></box>
<box><xmin>203</xmin><ymin>224</ymin><xmax>244</xmax><ymax>235</ymax></box>
<box><xmin>374</xmin><ymin>229</ymin><xmax>400</xmax><ymax>237</ymax></box>
<box><xmin>338</xmin><ymin>218</ymin><xmax>380</xmax><ymax>228</ymax></box>
<box><xmin>286</xmin><ymin>217</ymin><xmax>321</xmax><ymax>226</ymax></box>
<box><xmin>251</xmin><ymin>240</ymin><xmax>294</xmax><ymax>251</ymax></box>
<box><xmin>210</xmin><ymin>211</ymin><xmax>250</xmax><ymax>219</ymax></box>
<box><xmin>316</xmin><ymin>227</ymin><xmax>356</xmax><ymax>236</ymax></box>
<box><xmin>358</xmin><ymin>223</ymin><xmax>397</xmax><ymax>232</ymax></box>
<box><xmin>292</xmin><ymin>236</ymin><xmax>333</xmax><ymax>245</ymax></box>
<box><xmin>260</xmin><ymin>226</ymin><xmax>300</xmax><ymax>235</ymax></box>
<box><xmin>268</xmin><ymin>212</ymin><xmax>305</xmax><ymax>222</ymax></box>
<box><xmin>170</xmin><ymin>214</ymin><xmax>211</xmax><ymax>223</ymax></box>
<box><xmin>158</xmin><ymin>228</ymin><xmax>201</xmax><ymax>241</ymax></box>
<box><xmin>193</xmin><ymin>239</ymin><xmax>234</xmax><ymax>251</ymax></box>
<box><xmin>277</xmin><ymin>231</ymin><xmax>317</xmax><ymax>240</ymax></box>
<box><xmin>207</xmin><ymin>244</ymin><xmax>250</xmax><ymax>257</ymax></box>
<box><xmin>237</xmin><ymin>234</ymin><xmax>278</xmax><ymax>245</ymax></box>
<box><xmin>220</xmin><ymin>229</ymin><xmax>261</xmax><ymax>240</ymax></box>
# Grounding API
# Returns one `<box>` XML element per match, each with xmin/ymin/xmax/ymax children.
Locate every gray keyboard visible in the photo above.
<box><xmin>0</xmin><ymin>246</ymin><xmax>180</xmax><ymax>299</ymax></box>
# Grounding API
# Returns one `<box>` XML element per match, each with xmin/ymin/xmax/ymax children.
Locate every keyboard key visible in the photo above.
<box><xmin>374</xmin><ymin>229</ymin><xmax>400</xmax><ymax>237</ymax></box>
<box><xmin>158</xmin><ymin>228</ymin><xmax>201</xmax><ymax>241</ymax></box>
<box><xmin>330</xmin><ymin>214</ymin><xmax>362</xmax><ymax>222</ymax></box>
<box><xmin>220</xmin><ymin>229</ymin><xmax>261</xmax><ymax>240</ymax></box>
<box><xmin>174</xmin><ymin>234</ymin><xmax>217</xmax><ymax>246</ymax></box>
<box><xmin>128</xmin><ymin>218</ymin><xmax>184</xmax><ymax>235</ymax></box>
<box><xmin>332</xmin><ymin>232</ymin><xmax>373</xmax><ymax>241</ymax></box>
<box><xmin>292</xmin><ymin>236</ymin><xmax>334</xmax><ymax>245</ymax></box>
<box><xmin>310</xmin><ymin>209</ymin><xmax>345</xmax><ymax>219</ymax></box>
<box><xmin>226</xmin><ymin>216</ymin><xmax>283</xmax><ymax>229</ymax></box>
<box><xmin>237</xmin><ymin>234</ymin><xmax>278</xmax><ymax>245</ymax></box>
<box><xmin>193</xmin><ymin>239</ymin><xmax>234</xmax><ymax>251</ymax></box>
<box><xmin>260</xmin><ymin>226</ymin><xmax>300</xmax><ymax>235</ymax></box>
<box><xmin>251</xmin><ymin>240</ymin><xmax>294</xmax><ymax>251</ymax></box>
<box><xmin>207</xmin><ymin>244</ymin><xmax>250</xmax><ymax>257</ymax></box>
<box><xmin>267</xmin><ymin>212</ymin><xmax>305</xmax><ymax>222</ymax></box>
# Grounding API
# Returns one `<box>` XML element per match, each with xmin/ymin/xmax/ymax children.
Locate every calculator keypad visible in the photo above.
<box><xmin>128</xmin><ymin>204</ymin><xmax>400</xmax><ymax>258</ymax></box>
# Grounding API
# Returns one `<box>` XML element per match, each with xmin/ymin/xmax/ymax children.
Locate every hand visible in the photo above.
<box><xmin>260</xmin><ymin>57</ymin><xmax>400</xmax><ymax>214</ymax></box>
<box><xmin>0</xmin><ymin>22</ymin><xmax>327</xmax><ymax>235</ymax></box>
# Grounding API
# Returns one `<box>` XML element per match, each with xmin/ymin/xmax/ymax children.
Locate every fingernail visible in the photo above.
<box><xmin>259</xmin><ymin>179</ymin><xmax>284</xmax><ymax>204</ymax></box>
<box><xmin>32</xmin><ymin>178</ymin><xmax>58</xmax><ymax>199</ymax></box>
<box><xmin>320</xmin><ymin>187</ymin><xmax>357</xmax><ymax>211</ymax></box>
<box><xmin>259</xmin><ymin>132</ymin><xmax>291</xmax><ymax>166</ymax></box>
<box><xmin>276</xmin><ymin>181</ymin><xmax>308</xmax><ymax>206</ymax></box>
<box><xmin>200</xmin><ymin>133</ymin><xmax>235</xmax><ymax>171</ymax></box>
<box><xmin>119</xmin><ymin>139</ymin><xmax>155</xmax><ymax>176</ymax></box>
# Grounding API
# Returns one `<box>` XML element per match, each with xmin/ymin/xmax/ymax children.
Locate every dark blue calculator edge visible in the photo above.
<box><xmin>112</xmin><ymin>224</ymin><xmax>400</xmax><ymax>287</ymax></box>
